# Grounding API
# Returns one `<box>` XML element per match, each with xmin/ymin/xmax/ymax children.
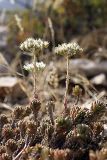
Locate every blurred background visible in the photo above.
<box><xmin>0</xmin><ymin>0</ymin><xmax>107</xmax><ymax>111</ymax></box>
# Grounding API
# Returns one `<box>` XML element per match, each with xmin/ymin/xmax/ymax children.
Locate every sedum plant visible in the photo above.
<box><xmin>20</xmin><ymin>38</ymin><xmax>49</xmax><ymax>96</ymax></box>
<box><xmin>55</xmin><ymin>42</ymin><xmax>83</xmax><ymax>110</ymax></box>
<box><xmin>0</xmin><ymin>100</ymin><xmax>106</xmax><ymax>160</ymax></box>
<box><xmin>0</xmin><ymin>39</ymin><xmax>106</xmax><ymax>160</ymax></box>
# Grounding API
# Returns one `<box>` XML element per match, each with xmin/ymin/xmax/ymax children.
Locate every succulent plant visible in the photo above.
<box><xmin>20</xmin><ymin>37</ymin><xmax>49</xmax><ymax>96</ymax></box>
<box><xmin>55</xmin><ymin>42</ymin><xmax>83</xmax><ymax>110</ymax></box>
<box><xmin>0</xmin><ymin>96</ymin><xmax>106</xmax><ymax>160</ymax></box>
<box><xmin>0</xmin><ymin>39</ymin><xmax>106</xmax><ymax>160</ymax></box>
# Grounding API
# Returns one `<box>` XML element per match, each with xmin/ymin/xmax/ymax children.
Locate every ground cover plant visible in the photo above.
<box><xmin>0</xmin><ymin>37</ymin><xmax>107</xmax><ymax>160</ymax></box>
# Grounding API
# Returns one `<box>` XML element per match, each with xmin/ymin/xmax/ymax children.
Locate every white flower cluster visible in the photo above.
<box><xmin>36</xmin><ymin>61</ymin><xmax>46</xmax><ymax>71</ymax></box>
<box><xmin>23</xmin><ymin>63</ymin><xmax>34</xmax><ymax>71</ymax></box>
<box><xmin>20</xmin><ymin>38</ymin><xmax>49</xmax><ymax>52</ymax></box>
<box><xmin>55</xmin><ymin>42</ymin><xmax>83</xmax><ymax>56</ymax></box>
<box><xmin>23</xmin><ymin>61</ymin><xmax>46</xmax><ymax>72</ymax></box>
<box><xmin>55</xmin><ymin>43</ymin><xmax>68</xmax><ymax>55</ymax></box>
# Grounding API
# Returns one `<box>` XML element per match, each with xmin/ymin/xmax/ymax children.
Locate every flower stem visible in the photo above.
<box><xmin>33</xmin><ymin>53</ymin><xmax>36</xmax><ymax>96</ymax></box>
<box><xmin>64</xmin><ymin>54</ymin><xmax>69</xmax><ymax>110</ymax></box>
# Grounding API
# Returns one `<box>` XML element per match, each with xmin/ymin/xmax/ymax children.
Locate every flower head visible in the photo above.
<box><xmin>55</xmin><ymin>43</ymin><xmax>68</xmax><ymax>55</ymax></box>
<box><xmin>23</xmin><ymin>61</ymin><xmax>46</xmax><ymax>72</ymax></box>
<box><xmin>36</xmin><ymin>61</ymin><xmax>46</xmax><ymax>71</ymax></box>
<box><xmin>20</xmin><ymin>38</ymin><xmax>49</xmax><ymax>53</ymax></box>
<box><xmin>23</xmin><ymin>63</ymin><xmax>34</xmax><ymax>72</ymax></box>
<box><xmin>55</xmin><ymin>42</ymin><xmax>83</xmax><ymax>56</ymax></box>
<box><xmin>67</xmin><ymin>42</ymin><xmax>83</xmax><ymax>55</ymax></box>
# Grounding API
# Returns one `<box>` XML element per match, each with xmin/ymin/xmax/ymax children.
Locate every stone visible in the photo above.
<box><xmin>91</xmin><ymin>74</ymin><xmax>106</xmax><ymax>85</ymax></box>
<box><xmin>70</xmin><ymin>59</ymin><xmax>107</xmax><ymax>76</ymax></box>
<box><xmin>0</xmin><ymin>76</ymin><xmax>28</xmax><ymax>104</ymax></box>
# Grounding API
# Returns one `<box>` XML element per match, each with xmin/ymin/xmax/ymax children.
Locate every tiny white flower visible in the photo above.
<box><xmin>23</xmin><ymin>61</ymin><xmax>46</xmax><ymax>72</ymax></box>
<box><xmin>36</xmin><ymin>61</ymin><xmax>46</xmax><ymax>71</ymax></box>
<box><xmin>55</xmin><ymin>43</ymin><xmax>68</xmax><ymax>55</ymax></box>
<box><xmin>23</xmin><ymin>63</ymin><xmax>34</xmax><ymax>71</ymax></box>
<box><xmin>67</xmin><ymin>42</ymin><xmax>83</xmax><ymax>55</ymax></box>
<box><xmin>43</xmin><ymin>41</ymin><xmax>49</xmax><ymax>48</ymax></box>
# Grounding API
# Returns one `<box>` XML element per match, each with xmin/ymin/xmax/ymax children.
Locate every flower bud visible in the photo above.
<box><xmin>6</xmin><ymin>139</ymin><xmax>17</xmax><ymax>153</ymax></box>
